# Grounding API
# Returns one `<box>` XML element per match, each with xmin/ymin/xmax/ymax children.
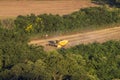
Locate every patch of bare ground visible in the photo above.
<box><xmin>0</xmin><ymin>0</ymin><xmax>97</xmax><ymax>19</ymax></box>
<box><xmin>29</xmin><ymin>27</ymin><xmax>120</xmax><ymax>51</ymax></box>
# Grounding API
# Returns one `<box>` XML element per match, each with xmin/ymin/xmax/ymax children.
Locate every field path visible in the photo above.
<box><xmin>0</xmin><ymin>0</ymin><xmax>96</xmax><ymax>18</ymax></box>
<box><xmin>29</xmin><ymin>27</ymin><xmax>120</xmax><ymax>51</ymax></box>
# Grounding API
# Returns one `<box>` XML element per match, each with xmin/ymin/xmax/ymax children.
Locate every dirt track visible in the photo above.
<box><xmin>29</xmin><ymin>27</ymin><xmax>120</xmax><ymax>51</ymax></box>
<box><xmin>0</xmin><ymin>0</ymin><xmax>96</xmax><ymax>18</ymax></box>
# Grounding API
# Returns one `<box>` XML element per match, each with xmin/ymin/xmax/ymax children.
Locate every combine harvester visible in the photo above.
<box><xmin>48</xmin><ymin>40</ymin><xmax>69</xmax><ymax>48</ymax></box>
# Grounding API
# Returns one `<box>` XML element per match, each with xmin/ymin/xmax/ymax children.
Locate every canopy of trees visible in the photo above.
<box><xmin>0</xmin><ymin>26</ymin><xmax>120</xmax><ymax>80</ymax></box>
<box><xmin>13</xmin><ymin>7</ymin><xmax>120</xmax><ymax>38</ymax></box>
<box><xmin>0</xmin><ymin>6</ymin><xmax>120</xmax><ymax>80</ymax></box>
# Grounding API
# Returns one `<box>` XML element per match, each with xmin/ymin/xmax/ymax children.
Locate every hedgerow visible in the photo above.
<box><xmin>14</xmin><ymin>7</ymin><xmax>120</xmax><ymax>38</ymax></box>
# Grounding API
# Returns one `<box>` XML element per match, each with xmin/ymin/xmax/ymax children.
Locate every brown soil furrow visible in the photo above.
<box><xmin>29</xmin><ymin>27</ymin><xmax>120</xmax><ymax>51</ymax></box>
<box><xmin>29</xmin><ymin>27</ymin><xmax>120</xmax><ymax>45</ymax></box>
<box><xmin>69</xmin><ymin>29</ymin><xmax>120</xmax><ymax>42</ymax></box>
<box><xmin>30</xmin><ymin>29</ymin><xmax>120</xmax><ymax>46</ymax></box>
<box><xmin>69</xmin><ymin>31</ymin><xmax>120</xmax><ymax>47</ymax></box>
<box><xmin>0</xmin><ymin>0</ymin><xmax>96</xmax><ymax>19</ymax></box>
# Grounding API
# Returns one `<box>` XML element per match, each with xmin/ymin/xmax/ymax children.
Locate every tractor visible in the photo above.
<box><xmin>48</xmin><ymin>40</ymin><xmax>68</xmax><ymax>48</ymax></box>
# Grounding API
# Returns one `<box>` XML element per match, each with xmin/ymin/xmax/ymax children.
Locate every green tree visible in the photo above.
<box><xmin>0</xmin><ymin>51</ymin><xmax>2</xmax><ymax>70</ymax></box>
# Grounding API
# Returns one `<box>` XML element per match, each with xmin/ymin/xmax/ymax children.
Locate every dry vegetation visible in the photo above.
<box><xmin>0</xmin><ymin>0</ymin><xmax>96</xmax><ymax>19</ymax></box>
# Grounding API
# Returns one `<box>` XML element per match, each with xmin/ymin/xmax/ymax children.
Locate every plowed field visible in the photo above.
<box><xmin>0</xmin><ymin>0</ymin><xmax>96</xmax><ymax>18</ymax></box>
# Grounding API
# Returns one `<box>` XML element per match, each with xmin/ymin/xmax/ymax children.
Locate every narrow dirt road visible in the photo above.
<box><xmin>29</xmin><ymin>27</ymin><xmax>120</xmax><ymax>51</ymax></box>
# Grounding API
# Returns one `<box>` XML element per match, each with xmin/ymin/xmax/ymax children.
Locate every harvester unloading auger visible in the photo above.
<box><xmin>47</xmin><ymin>40</ymin><xmax>69</xmax><ymax>48</ymax></box>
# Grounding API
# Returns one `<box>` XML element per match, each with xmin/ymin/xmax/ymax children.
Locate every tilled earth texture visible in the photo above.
<box><xmin>0</xmin><ymin>0</ymin><xmax>96</xmax><ymax>19</ymax></box>
<box><xmin>29</xmin><ymin>27</ymin><xmax>120</xmax><ymax>51</ymax></box>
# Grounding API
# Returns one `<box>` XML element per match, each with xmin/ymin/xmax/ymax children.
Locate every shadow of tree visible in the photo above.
<box><xmin>91</xmin><ymin>0</ymin><xmax>120</xmax><ymax>8</ymax></box>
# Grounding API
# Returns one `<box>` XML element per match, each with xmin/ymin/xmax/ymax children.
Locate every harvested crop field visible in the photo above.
<box><xmin>0</xmin><ymin>0</ymin><xmax>97</xmax><ymax>18</ymax></box>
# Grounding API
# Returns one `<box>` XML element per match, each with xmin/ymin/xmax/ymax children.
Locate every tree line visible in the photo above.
<box><xmin>0</xmin><ymin>7</ymin><xmax>119</xmax><ymax>39</ymax></box>
<box><xmin>0</xmin><ymin>27</ymin><xmax>120</xmax><ymax>80</ymax></box>
<box><xmin>0</xmin><ymin>6</ymin><xmax>120</xmax><ymax>80</ymax></box>
<box><xmin>13</xmin><ymin>7</ymin><xmax>120</xmax><ymax>38</ymax></box>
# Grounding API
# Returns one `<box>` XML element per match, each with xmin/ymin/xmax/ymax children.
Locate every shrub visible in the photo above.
<box><xmin>14</xmin><ymin>7</ymin><xmax>120</xmax><ymax>37</ymax></box>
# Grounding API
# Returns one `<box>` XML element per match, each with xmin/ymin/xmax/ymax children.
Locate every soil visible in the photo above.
<box><xmin>29</xmin><ymin>26</ymin><xmax>120</xmax><ymax>51</ymax></box>
<box><xmin>2</xmin><ymin>0</ymin><xmax>119</xmax><ymax>51</ymax></box>
<box><xmin>0</xmin><ymin>0</ymin><xmax>97</xmax><ymax>19</ymax></box>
